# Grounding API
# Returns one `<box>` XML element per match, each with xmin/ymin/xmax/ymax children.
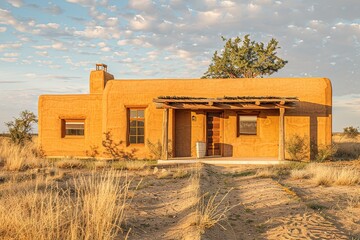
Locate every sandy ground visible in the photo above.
<box><xmin>0</xmin><ymin>162</ymin><xmax>358</xmax><ymax>239</ymax></box>
<box><xmin>118</xmin><ymin>163</ymin><xmax>359</xmax><ymax>240</ymax></box>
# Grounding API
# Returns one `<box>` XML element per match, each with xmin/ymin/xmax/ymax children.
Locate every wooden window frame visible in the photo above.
<box><xmin>61</xmin><ymin>119</ymin><xmax>85</xmax><ymax>138</ymax></box>
<box><xmin>128</xmin><ymin>108</ymin><xmax>145</xmax><ymax>145</ymax></box>
<box><xmin>237</xmin><ymin>114</ymin><xmax>258</xmax><ymax>137</ymax></box>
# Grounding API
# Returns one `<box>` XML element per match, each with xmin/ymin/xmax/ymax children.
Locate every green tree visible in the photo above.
<box><xmin>5</xmin><ymin>110</ymin><xmax>38</xmax><ymax>145</ymax></box>
<box><xmin>202</xmin><ymin>35</ymin><xmax>288</xmax><ymax>78</ymax></box>
<box><xmin>343</xmin><ymin>126</ymin><xmax>359</xmax><ymax>139</ymax></box>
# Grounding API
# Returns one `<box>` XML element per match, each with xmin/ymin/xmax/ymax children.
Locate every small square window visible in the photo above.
<box><xmin>62</xmin><ymin>120</ymin><xmax>85</xmax><ymax>137</ymax></box>
<box><xmin>238</xmin><ymin>115</ymin><xmax>257</xmax><ymax>136</ymax></box>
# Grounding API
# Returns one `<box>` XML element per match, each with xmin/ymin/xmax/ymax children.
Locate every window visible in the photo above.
<box><xmin>63</xmin><ymin>120</ymin><xmax>85</xmax><ymax>137</ymax></box>
<box><xmin>129</xmin><ymin>109</ymin><xmax>145</xmax><ymax>144</ymax></box>
<box><xmin>238</xmin><ymin>115</ymin><xmax>257</xmax><ymax>136</ymax></box>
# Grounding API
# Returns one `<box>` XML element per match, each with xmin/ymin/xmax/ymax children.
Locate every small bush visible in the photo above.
<box><xmin>146</xmin><ymin>139</ymin><xmax>172</xmax><ymax>159</ymax></box>
<box><xmin>333</xmin><ymin>142</ymin><xmax>360</xmax><ymax>160</ymax></box>
<box><xmin>286</xmin><ymin>134</ymin><xmax>308</xmax><ymax>161</ymax></box>
<box><xmin>255</xmin><ymin>168</ymin><xmax>277</xmax><ymax>178</ymax></box>
<box><xmin>172</xmin><ymin>168</ymin><xmax>190</xmax><ymax>179</ymax></box>
<box><xmin>290</xmin><ymin>169</ymin><xmax>311</xmax><ymax>179</ymax></box>
<box><xmin>315</xmin><ymin>144</ymin><xmax>338</xmax><ymax>162</ymax></box>
<box><xmin>56</xmin><ymin>159</ymin><xmax>85</xmax><ymax>169</ymax></box>
<box><xmin>343</xmin><ymin>126</ymin><xmax>359</xmax><ymax>139</ymax></box>
<box><xmin>102</xmin><ymin>132</ymin><xmax>137</xmax><ymax>160</ymax></box>
<box><xmin>5</xmin><ymin>110</ymin><xmax>37</xmax><ymax>146</ymax></box>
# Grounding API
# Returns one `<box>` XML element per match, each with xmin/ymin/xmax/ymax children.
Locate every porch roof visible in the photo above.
<box><xmin>153</xmin><ymin>96</ymin><xmax>299</xmax><ymax>110</ymax></box>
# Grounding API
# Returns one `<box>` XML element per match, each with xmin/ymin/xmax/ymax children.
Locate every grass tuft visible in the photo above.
<box><xmin>0</xmin><ymin>170</ymin><xmax>130</xmax><ymax>240</ymax></box>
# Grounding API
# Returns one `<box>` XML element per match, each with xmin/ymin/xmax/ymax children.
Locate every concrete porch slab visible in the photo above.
<box><xmin>157</xmin><ymin>157</ymin><xmax>291</xmax><ymax>165</ymax></box>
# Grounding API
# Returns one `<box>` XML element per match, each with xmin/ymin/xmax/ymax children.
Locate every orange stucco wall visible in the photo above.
<box><xmin>38</xmin><ymin>69</ymin><xmax>332</xmax><ymax>159</ymax></box>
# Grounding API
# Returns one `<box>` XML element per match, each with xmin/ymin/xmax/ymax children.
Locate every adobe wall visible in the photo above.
<box><xmin>39</xmin><ymin>72</ymin><xmax>331</xmax><ymax>159</ymax></box>
<box><xmin>103</xmin><ymin>77</ymin><xmax>331</xmax><ymax>159</ymax></box>
<box><xmin>38</xmin><ymin>94</ymin><xmax>103</xmax><ymax>157</ymax></box>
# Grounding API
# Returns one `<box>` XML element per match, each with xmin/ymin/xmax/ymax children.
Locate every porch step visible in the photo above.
<box><xmin>157</xmin><ymin>159</ymin><xmax>290</xmax><ymax>165</ymax></box>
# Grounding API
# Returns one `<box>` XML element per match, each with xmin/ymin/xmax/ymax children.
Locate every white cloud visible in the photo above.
<box><xmin>35</xmin><ymin>22</ymin><xmax>60</xmax><ymax>29</ymax></box>
<box><xmin>98</xmin><ymin>42</ymin><xmax>107</xmax><ymax>48</ymax></box>
<box><xmin>35</xmin><ymin>51</ymin><xmax>48</xmax><ymax>57</ymax></box>
<box><xmin>101</xmin><ymin>47</ymin><xmax>111</xmax><ymax>52</ymax></box>
<box><xmin>220</xmin><ymin>1</ymin><xmax>235</xmax><ymax>7</ymax></box>
<box><xmin>105</xmin><ymin>17</ymin><xmax>118</xmax><ymax>27</ymax></box>
<box><xmin>66</xmin><ymin>0</ymin><xmax>95</xmax><ymax>6</ymax></box>
<box><xmin>128</xmin><ymin>0</ymin><xmax>154</xmax><ymax>11</ymax></box>
<box><xmin>6</xmin><ymin>0</ymin><xmax>23</xmax><ymax>8</ymax></box>
<box><xmin>0</xmin><ymin>26</ymin><xmax>6</xmax><ymax>32</ymax></box>
<box><xmin>0</xmin><ymin>57</ymin><xmax>17</xmax><ymax>62</ymax></box>
<box><xmin>0</xmin><ymin>42</ymin><xmax>22</xmax><ymax>51</ymax></box>
<box><xmin>32</xmin><ymin>42</ymin><xmax>67</xmax><ymax>51</ymax></box>
<box><xmin>52</xmin><ymin>42</ymin><xmax>67</xmax><ymax>50</ymax></box>
<box><xmin>130</xmin><ymin>14</ymin><xmax>150</xmax><ymax>30</ymax></box>
<box><xmin>74</xmin><ymin>26</ymin><xmax>107</xmax><ymax>38</ymax></box>
<box><xmin>3</xmin><ymin>52</ymin><xmax>18</xmax><ymax>57</ymax></box>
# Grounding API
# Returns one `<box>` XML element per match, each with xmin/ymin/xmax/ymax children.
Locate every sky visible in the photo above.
<box><xmin>0</xmin><ymin>0</ymin><xmax>359</xmax><ymax>133</ymax></box>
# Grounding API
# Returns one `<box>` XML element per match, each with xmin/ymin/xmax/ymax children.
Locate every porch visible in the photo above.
<box><xmin>154</xmin><ymin>96</ymin><xmax>299</xmax><ymax>161</ymax></box>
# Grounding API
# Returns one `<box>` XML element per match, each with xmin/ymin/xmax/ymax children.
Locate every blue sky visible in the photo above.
<box><xmin>0</xmin><ymin>0</ymin><xmax>359</xmax><ymax>132</ymax></box>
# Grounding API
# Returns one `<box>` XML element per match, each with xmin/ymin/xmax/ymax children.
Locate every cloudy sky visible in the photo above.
<box><xmin>0</xmin><ymin>0</ymin><xmax>359</xmax><ymax>132</ymax></box>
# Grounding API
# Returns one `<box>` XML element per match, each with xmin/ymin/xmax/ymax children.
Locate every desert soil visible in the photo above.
<box><xmin>121</xmin><ymin>163</ymin><xmax>359</xmax><ymax>240</ymax></box>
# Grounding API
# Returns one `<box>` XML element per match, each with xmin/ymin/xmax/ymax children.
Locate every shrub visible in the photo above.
<box><xmin>343</xmin><ymin>126</ymin><xmax>359</xmax><ymax>139</ymax></box>
<box><xmin>315</xmin><ymin>144</ymin><xmax>338</xmax><ymax>162</ymax></box>
<box><xmin>102</xmin><ymin>132</ymin><xmax>137</xmax><ymax>160</ymax></box>
<box><xmin>56</xmin><ymin>159</ymin><xmax>85</xmax><ymax>169</ymax></box>
<box><xmin>286</xmin><ymin>134</ymin><xmax>308</xmax><ymax>161</ymax></box>
<box><xmin>146</xmin><ymin>139</ymin><xmax>172</xmax><ymax>159</ymax></box>
<box><xmin>5</xmin><ymin>110</ymin><xmax>37</xmax><ymax>146</ymax></box>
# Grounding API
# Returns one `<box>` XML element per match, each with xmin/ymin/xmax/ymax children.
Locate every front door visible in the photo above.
<box><xmin>206</xmin><ymin>112</ymin><xmax>222</xmax><ymax>156</ymax></box>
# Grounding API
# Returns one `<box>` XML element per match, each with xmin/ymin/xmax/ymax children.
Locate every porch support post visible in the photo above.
<box><xmin>278</xmin><ymin>107</ymin><xmax>285</xmax><ymax>161</ymax></box>
<box><xmin>162</xmin><ymin>108</ymin><xmax>169</xmax><ymax>160</ymax></box>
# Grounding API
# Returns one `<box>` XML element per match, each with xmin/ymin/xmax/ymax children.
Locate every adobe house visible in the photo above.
<box><xmin>38</xmin><ymin>64</ymin><xmax>332</xmax><ymax>160</ymax></box>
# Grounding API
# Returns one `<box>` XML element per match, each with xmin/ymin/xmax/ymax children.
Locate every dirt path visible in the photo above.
<box><xmin>123</xmin><ymin>168</ymin><xmax>200</xmax><ymax>240</ymax></box>
<box><xmin>122</xmin><ymin>164</ymin><xmax>351</xmax><ymax>239</ymax></box>
<box><xmin>201</xmin><ymin>165</ymin><xmax>348</xmax><ymax>240</ymax></box>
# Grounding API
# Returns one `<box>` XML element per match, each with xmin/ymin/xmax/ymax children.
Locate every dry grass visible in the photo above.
<box><xmin>111</xmin><ymin>160</ymin><xmax>151</xmax><ymax>171</ymax></box>
<box><xmin>157</xmin><ymin>169</ymin><xmax>171</xmax><ymax>179</ymax></box>
<box><xmin>56</xmin><ymin>159</ymin><xmax>86</xmax><ymax>169</ymax></box>
<box><xmin>172</xmin><ymin>168</ymin><xmax>190</xmax><ymax>179</ymax></box>
<box><xmin>195</xmin><ymin>189</ymin><xmax>235</xmax><ymax>234</ymax></box>
<box><xmin>255</xmin><ymin>167</ymin><xmax>278</xmax><ymax>178</ymax></box>
<box><xmin>346</xmin><ymin>191</ymin><xmax>360</xmax><ymax>209</ymax></box>
<box><xmin>292</xmin><ymin>164</ymin><xmax>360</xmax><ymax>186</ymax></box>
<box><xmin>290</xmin><ymin>169</ymin><xmax>311</xmax><ymax>179</ymax></box>
<box><xmin>0</xmin><ymin>170</ymin><xmax>130</xmax><ymax>240</ymax></box>
<box><xmin>0</xmin><ymin>138</ymin><xmax>45</xmax><ymax>171</ymax></box>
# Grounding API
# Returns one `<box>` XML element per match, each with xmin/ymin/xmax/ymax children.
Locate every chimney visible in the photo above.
<box><xmin>89</xmin><ymin>63</ymin><xmax>114</xmax><ymax>94</ymax></box>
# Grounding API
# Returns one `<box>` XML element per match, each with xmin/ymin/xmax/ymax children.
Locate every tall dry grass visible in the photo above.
<box><xmin>291</xmin><ymin>163</ymin><xmax>360</xmax><ymax>186</ymax></box>
<box><xmin>195</xmin><ymin>189</ymin><xmax>235</xmax><ymax>233</ymax></box>
<box><xmin>0</xmin><ymin>138</ymin><xmax>45</xmax><ymax>171</ymax></box>
<box><xmin>0</xmin><ymin>170</ymin><xmax>130</xmax><ymax>240</ymax></box>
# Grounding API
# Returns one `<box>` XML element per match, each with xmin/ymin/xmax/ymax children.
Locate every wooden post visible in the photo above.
<box><xmin>162</xmin><ymin>108</ymin><xmax>169</xmax><ymax>160</ymax></box>
<box><xmin>278</xmin><ymin>107</ymin><xmax>285</xmax><ymax>161</ymax></box>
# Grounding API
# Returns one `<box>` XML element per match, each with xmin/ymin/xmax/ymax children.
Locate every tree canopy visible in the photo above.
<box><xmin>202</xmin><ymin>35</ymin><xmax>288</xmax><ymax>79</ymax></box>
<box><xmin>5</xmin><ymin>110</ymin><xmax>37</xmax><ymax>145</ymax></box>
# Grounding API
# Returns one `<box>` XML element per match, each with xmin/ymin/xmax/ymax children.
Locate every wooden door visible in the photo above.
<box><xmin>175</xmin><ymin>110</ymin><xmax>192</xmax><ymax>157</ymax></box>
<box><xmin>206</xmin><ymin>112</ymin><xmax>222</xmax><ymax>156</ymax></box>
